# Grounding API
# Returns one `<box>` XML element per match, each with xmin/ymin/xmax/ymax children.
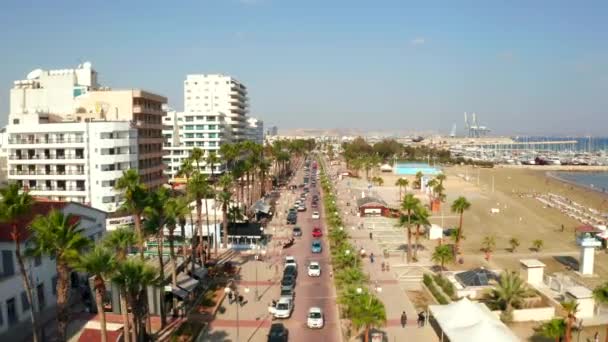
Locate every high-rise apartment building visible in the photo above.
<box><xmin>162</xmin><ymin>74</ymin><xmax>250</xmax><ymax>180</ymax></box>
<box><xmin>246</xmin><ymin>117</ymin><xmax>264</xmax><ymax>144</ymax></box>
<box><xmin>5</xmin><ymin>63</ymin><xmax>166</xmax><ymax>212</ymax></box>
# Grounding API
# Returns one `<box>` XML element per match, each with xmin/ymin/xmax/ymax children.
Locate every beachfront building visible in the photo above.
<box><xmin>5</xmin><ymin>63</ymin><xmax>167</xmax><ymax>212</ymax></box>
<box><xmin>0</xmin><ymin>201</ymin><xmax>106</xmax><ymax>341</ymax></box>
<box><xmin>246</xmin><ymin>117</ymin><xmax>264</xmax><ymax>144</ymax></box>
<box><xmin>162</xmin><ymin>74</ymin><xmax>253</xmax><ymax>180</ymax></box>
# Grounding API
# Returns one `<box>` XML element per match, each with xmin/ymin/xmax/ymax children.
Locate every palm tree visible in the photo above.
<box><xmin>206</xmin><ymin>151</ymin><xmax>221</xmax><ymax>241</ymax></box>
<box><xmin>593</xmin><ymin>282</ymin><xmax>608</xmax><ymax>342</ymax></box>
<box><xmin>335</xmin><ymin>267</ymin><xmax>367</xmax><ymax>287</ymax></box>
<box><xmin>436</xmin><ymin>173</ymin><xmax>446</xmax><ymax>185</ymax></box>
<box><xmin>482</xmin><ymin>235</ymin><xmax>496</xmax><ymax>260</ymax></box>
<box><xmin>485</xmin><ymin>271</ymin><xmax>532</xmax><ymax>322</ymax></box>
<box><xmin>187</xmin><ymin>172</ymin><xmax>213</xmax><ymax>263</ymax></box>
<box><xmin>533</xmin><ymin>239</ymin><xmax>544</xmax><ymax>252</ymax></box>
<box><xmin>432</xmin><ymin>245</ymin><xmax>454</xmax><ymax>273</ymax></box>
<box><xmin>115</xmin><ymin>169</ymin><xmax>149</xmax><ymax>260</ymax></box>
<box><xmin>411</xmin><ymin>205</ymin><xmax>430</xmax><ymax>261</ymax></box>
<box><xmin>190</xmin><ymin>147</ymin><xmax>204</xmax><ymax>172</ymax></box>
<box><xmin>28</xmin><ymin>210</ymin><xmax>91</xmax><ymax>342</ymax></box>
<box><xmin>258</xmin><ymin>159</ymin><xmax>271</xmax><ymax>197</ymax></box>
<box><xmin>395</xmin><ymin>178</ymin><xmax>409</xmax><ymax>201</ymax></box>
<box><xmin>509</xmin><ymin>237</ymin><xmax>520</xmax><ymax>253</ymax></box>
<box><xmin>376</xmin><ymin>177</ymin><xmax>384</xmax><ymax>187</ymax></box>
<box><xmin>164</xmin><ymin>197</ymin><xmax>189</xmax><ymax>290</ymax></box>
<box><xmin>74</xmin><ymin>247</ymin><xmax>116</xmax><ymax>342</ymax></box>
<box><xmin>414</xmin><ymin>171</ymin><xmax>423</xmax><ymax>189</ymax></box>
<box><xmin>451</xmin><ymin>196</ymin><xmax>471</xmax><ymax>254</ymax></box>
<box><xmin>103</xmin><ymin>228</ymin><xmax>136</xmax><ymax>260</ymax></box>
<box><xmin>400</xmin><ymin>194</ymin><xmax>420</xmax><ymax>263</ymax></box>
<box><xmin>112</xmin><ymin>259</ymin><xmax>158</xmax><ymax>342</ymax></box>
<box><xmin>218</xmin><ymin>174</ymin><xmax>234</xmax><ymax>248</ymax></box>
<box><xmin>535</xmin><ymin>318</ymin><xmax>565</xmax><ymax>342</ymax></box>
<box><xmin>561</xmin><ymin>300</ymin><xmax>579</xmax><ymax>342</ymax></box>
<box><xmin>350</xmin><ymin>292</ymin><xmax>387</xmax><ymax>342</ymax></box>
<box><xmin>0</xmin><ymin>184</ymin><xmax>39</xmax><ymax>342</ymax></box>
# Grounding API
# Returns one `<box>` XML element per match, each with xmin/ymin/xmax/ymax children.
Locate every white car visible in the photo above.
<box><xmin>273</xmin><ymin>298</ymin><xmax>294</xmax><ymax>319</ymax></box>
<box><xmin>285</xmin><ymin>256</ymin><xmax>297</xmax><ymax>269</ymax></box>
<box><xmin>307</xmin><ymin>307</ymin><xmax>324</xmax><ymax>328</ymax></box>
<box><xmin>311</xmin><ymin>211</ymin><xmax>320</xmax><ymax>219</ymax></box>
<box><xmin>307</xmin><ymin>261</ymin><xmax>321</xmax><ymax>277</ymax></box>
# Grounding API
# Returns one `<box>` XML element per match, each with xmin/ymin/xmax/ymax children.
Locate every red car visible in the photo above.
<box><xmin>312</xmin><ymin>227</ymin><xmax>323</xmax><ymax>238</ymax></box>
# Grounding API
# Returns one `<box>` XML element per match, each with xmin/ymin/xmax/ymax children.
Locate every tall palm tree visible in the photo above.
<box><xmin>178</xmin><ymin>159</ymin><xmax>197</xmax><ymax>264</ymax></box>
<box><xmin>187</xmin><ymin>172</ymin><xmax>213</xmax><ymax>261</ymax></box>
<box><xmin>164</xmin><ymin>196</ymin><xmax>190</xmax><ymax>289</ymax></box>
<box><xmin>395</xmin><ymin>178</ymin><xmax>409</xmax><ymax>201</ymax></box>
<box><xmin>115</xmin><ymin>169</ymin><xmax>149</xmax><ymax>260</ymax></box>
<box><xmin>190</xmin><ymin>147</ymin><xmax>204</xmax><ymax>173</ymax></box>
<box><xmin>431</xmin><ymin>245</ymin><xmax>454</xmax><ymax>273</ymax></box>
<box><xmin>218</xmin><ymin>174</ymin><xmax>234</xmax><ymax>251</ymax></box>
<box><xmin>485</xmin><ymin>271</ymin><xmax>532</xmax><ymax>322</ymax></box>
<box><xmin>74</xmin><ymin>247</ymin><xmax>116</xmax><ymax>342</ymax></box>
<box><xmin>112</xmin><ymin>259</ymin><xmax>158</xmax><ymax>342</ymax></box>
<box><xmin>561</xmin><ymin>300</ymin><xmax>579</xmax><ymax>342</ymax></box>
<box><xmin>258</xmin><ymin>159</ymin><xmax>271</xmax><ymax>197</ymax></box>
<box><xmin>206</xmin><ymin>151</ymin><xmax>221</xmax><ymax>242</ymax></box>
<box><xmin>351</xmin><ymin>292</ymin><xmax>387</xmax><ymax>342</ymax></box>
<box><xmin>535</xmin><ymin>318</ymin><xmax>565</xmax><ymax>342</ymax></box>
<box><xmin>103</xmin><ymin>228</ymin><xmax>136</xmax><ymax>261</ymax></box>
<box><xmin>593</xmin><ymin>282</ymin><xmax>608</xmax><ymax>342</ymax></box>
<box><xmin>451</xmin><ymin>196</ymin><xmax>471</xmax><ymax>254</ymax></box>
<box><xmin>0</xmin><ymin>184</ymin><xmax>39</xmax><ymax>342</ymax></box>
<box><xmin>436</xmin><ymin>173</ymin><xmax>446</xmax><ymax>185</ymax></box>
<box><xmin>27</xmin><ymin>210</ymin><xmax>91</xmax><ymax>342</ymax></box>
<box><xmin>400</xmin><ymin>194</ymin><xmax>420</xmax><ymax>263</ymax></box>
<box><xmin>414</xmin><ymin>171</ymin><xmax>423</xmax><ymax>189</ymax></box>
<box><xmin>411</xmin><ymin>205</ymin><xmax>430</xmax><ymax>261</ymax></box>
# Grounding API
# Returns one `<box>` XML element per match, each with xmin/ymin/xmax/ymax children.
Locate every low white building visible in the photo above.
<box><xmin>6</xmin><ymin>114</ymin><xmax>138</xmax><ymax>212</ymax></box>
<box><xmin>0</xmin><ymin>201</ymin><xmax>106</xmax><ymax>340</ymax></box>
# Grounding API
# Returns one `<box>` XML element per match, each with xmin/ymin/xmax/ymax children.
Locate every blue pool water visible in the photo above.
<box><xmin>394</xmin><ymin>163</ymin><xmax>441</xmax><ymax>175</ymax></box>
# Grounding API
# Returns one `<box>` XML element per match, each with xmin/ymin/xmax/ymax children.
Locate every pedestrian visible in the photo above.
<box><xmin>561</xmin><ymin>224</ymin><xmax>565</xmax><ymax>232</ymax></box>
<box><xmin>370</xmin><ymin>253</ymin><xmax>375</xmax><ymax>263</ymax></box>
<box><xmin>228</xmin><ymin>292</ymin><xmax>233</xmax><ymax>304</ymax></box>
<box><xmin>369</xmin><ymin>232</ymin><xmax>373</xmax><ymax>240</ymax></box>
<box><xmin>594</xmin><ymin>332</ymin><xmax>599</xmax><ymax>342</ymax></box>
<box><xmin>238</xmin><ymin>295</ymin><xmax>244</xmax><ymax>305</ymax></box>
<box><xmin>400</xmin><ymin>311</ymin><xmax>407</xmax><ymax>328</ymax></box>
<box><xmin>417</xmin><ymin>312</ymin><xmax>424</xmax><ymax>327</ymax></box>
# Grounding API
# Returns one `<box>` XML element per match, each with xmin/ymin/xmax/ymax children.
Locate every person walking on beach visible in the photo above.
<box><xmin>400</xmin><ymin>311</ymin><xmax>408</xmax><ymax>328</ymax></box>
<box><xmin>369</xmin><ymin>232</ymin><xmax>373</xmax><ymax>240</ymax></box>
<box><xmin>228</xmin><ymin>292</ymin><xmax>233</xmax><ymax>304</ymax></box>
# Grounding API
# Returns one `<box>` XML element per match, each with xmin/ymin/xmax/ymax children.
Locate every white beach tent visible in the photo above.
<box><xmin>429</xmin><ymin>298</ymin><xmax>519</xmax><ymax>342</ymax></box>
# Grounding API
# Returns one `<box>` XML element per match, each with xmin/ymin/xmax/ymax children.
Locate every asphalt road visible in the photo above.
<box><xmin>270</xmin><ymin>163</ymin><xmax>342</xmax><ymax>342</ymax></box>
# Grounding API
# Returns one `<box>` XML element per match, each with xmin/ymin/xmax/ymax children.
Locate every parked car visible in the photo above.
<box><xmin>268</xmin><ymin>323</ymin><xmax>289</xmax><ymax>342</ymax></box>
<box><xmin>283</xmin><ymin>264</ymin><xmax>298</xmax><ymax>278</ymax></box>
<box><xmin>285</xmin><ymin>256</ymin><xmax>297</xmax><ymax>268</ymax></box>
<box><xmin>273</xmin><ymin>298</ymin><xmax>294</xmax><ymax>319</ymax></box>
<box><xmin>307</xmin><ymin>261</ymin><xmax>321</xmax><ymax>277</ymax></box>
<box><xmin>312</xmin><ymin>227</ymin><xmax>323</xmax><ymax>238</ymax></box>
<box><xmin>298</xmin><ymin>205</ymin><xmax>307</xmax><ymax>212</ymax></box>
<box><xmin>307</xmin><ymin>307</ymin><xmax>324</xmax><ymax>328</ymax></box>
<box><xmin>311</xmin><ymin>240</ymin><xmax>322</xmax><ymax>253</ymax></box>
<box><xmin>281</xmin><ymin>275</ymin><xmax>296</xmax><ymax>291</ymax></box>
<box><xmin>311</xmin><ymin>211</ymin><xmax>320</xmax><ymax>219</ymax></box>
<box><xmin>280</xmin><ymin>288</ymin><xmax>295</xmax><ymax>301</ymax></box>
<box><xmin>292</xmin><ymin>227</ymin><xmax>302</xmax><ymax>237</ymax></box>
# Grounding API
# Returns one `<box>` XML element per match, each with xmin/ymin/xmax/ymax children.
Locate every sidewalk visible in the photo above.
<box><xmin>331</xmin><ymin>165</ymin><xmax>439</xmax><ymax>342</ymax></box>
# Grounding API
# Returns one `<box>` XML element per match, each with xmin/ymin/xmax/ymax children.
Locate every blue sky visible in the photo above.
<box><xmin>1</xmin><ymin>0</ymin><xmax>607</xmax><ymax>135</ymax></box>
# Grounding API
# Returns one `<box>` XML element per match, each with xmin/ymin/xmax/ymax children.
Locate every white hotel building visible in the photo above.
<box><xmin>163</xmin><ymin>74</ymin><xmax>257</xmax><ymax>179</ymax></box>
<box><xmin>5</xmin><ymin>63</ymin><xmax>166</xmax><ymax>212</ymax></box>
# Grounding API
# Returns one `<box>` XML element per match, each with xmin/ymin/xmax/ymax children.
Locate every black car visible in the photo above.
<box><xmin>268</xmin><ymin>323</ymin><xmax>289</xmax><ymax>342</ymax></box>
<box><xmin>286</xmin><ymin>215</ymin><xmax>297</xmax><ymax>224</ymax></box>
<box><xmin>283</xmin><ymin>264</ymin><xmax>297</xmax><ymax>278</ymax></box>
<box><xmin>281</xmin><ymin>275</ymin><xmax>296</xmax><ymax>291</ymax></box>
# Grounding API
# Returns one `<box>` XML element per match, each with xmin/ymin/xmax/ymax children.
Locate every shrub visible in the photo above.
<box><xmin>424</xmin><ymin>274</ymin><xmax>449</xmax><ymax>304</ymax></box>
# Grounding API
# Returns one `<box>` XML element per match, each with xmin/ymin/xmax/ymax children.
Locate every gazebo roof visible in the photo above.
<box><xmin>356</xmin><ymin>196</ymin><xmax>388</xmax><ymax>208</ymax></box>
<box><xmin>455</xmin><ymin>267</ymin><xmax>498</xmax><ymax>287</ymax></box>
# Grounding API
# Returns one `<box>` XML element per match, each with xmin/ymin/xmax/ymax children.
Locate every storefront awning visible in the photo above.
<box><xmin>177</xmin><ymin>273</ymin><xmax>199</xmax><ymax>293</ymax></box>
<box><xmin>170</xmin><ymin>286</ymin><xmax>189</xmax><ymax>299</ymax></box>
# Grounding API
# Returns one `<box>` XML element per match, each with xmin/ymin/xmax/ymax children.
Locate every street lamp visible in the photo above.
<box><xmin>224</xmin><ymin>284</ymin><xmax>250</xmax><ymax>342</ymax></box>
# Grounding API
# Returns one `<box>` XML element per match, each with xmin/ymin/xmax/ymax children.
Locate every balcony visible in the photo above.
<box><xmin>29</xmin><ymin>186</ymin><xmax>86</xmax><ymax>192</ymax></box>
<box><xmin>9</xmin><ymin>154</ymin><xmax>85</xmax><ymax>161</ymax></box>
<box><xmin>9</xmin><ymin>138</ymin><xmax>85</xmax><ymax>145</ymax></box>
<box><xmin>9</xmin><ymin>170</ymin><xmax>85</xmax><ymax>176</ymax></box>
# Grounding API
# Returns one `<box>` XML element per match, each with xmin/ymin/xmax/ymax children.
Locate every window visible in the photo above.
<box><xmin>37</xmin><ymin>283</ymin><xmax>45</xmax><ymax>310</ymax></box>
<box><xmin>196</xmin><ymin>125</ymin><xmax>205</xmax><ymax>130</ymax></box>
<box><xmin>185</xmin><ymin>116</ymin><xmax>194</xmax><ymax>122</ymax></box>
<box><xmin>12</xmin><ymin>119</ymin><xmax>19</xmax><ymax>124</ymax></box>
<box><xmin>21</xmin><ymin>291</ymin><xmax>29</xmax><ymax>312</ymax></box>
<box><xmin>2</xmin><ymin>250</ymin><xmax>14</xmax><ymax>277</ymax></box>
<box><xmin>6</xmin><ymin>298</ymin><xmax>16</xmax><ymax>325</ymax></box>
<box><xmin>196</xmin><ymin>142</ymin><xmax>204</xmax><ymax>147</ymax></box>
<box><xmin>0</xmin><ymin>302</ymin><xmax>3</xmax><ymax>325</ymax></box>
<box><xmin>185</xmin><ymin>133</ymin><xmax>194</xmax><ymax>138</ymax></box>
<box><xmin>196</xmin><ymin>133</ymin><xmax>204</xmax><ymax>138</ymax></box>
<box><xmin>185</xmin><ymin>125</ymin><xmax>194</xmax><ymax>130</ymax></box>
<box><xmin>208</xmin><ymin>125</ymin><xmax>217</xmax><ymax>130</ymax></box>
<box><xmin>185</xmin><ymin>142</ymin><xmax>194</xmax><ymax>147</ymax></box>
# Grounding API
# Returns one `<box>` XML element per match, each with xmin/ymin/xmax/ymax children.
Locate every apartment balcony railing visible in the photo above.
<box><xmin>29</xmin><ymin>186</ymin><xmax>86</xmax><ymax>192</ymax></box>
<box><xmin>9</xmin><ymin>154</ymin><xmax>85</xmax><ymax>160</ymax></box>
<box><xmin>9</xmin><ymin>170</ymin><xmax>85</xmax><ymax>176</ymax></box>
<box><xmin>9</xmin><ymin>138</ymin><xmax>85</xmax><ymax>144</ymax></box>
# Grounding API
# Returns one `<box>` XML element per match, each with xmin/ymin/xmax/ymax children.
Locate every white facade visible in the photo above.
<box><xmin>246</xmin><ymin>117</ymin><xmax>264</xmax><ymax>144</ymax></box>
<box><xmin>6</xmin><ymin>114</ymin><xmax>138</xmax><ymax>212</ymax></box>
<box><xmin>183</xmin><ymin>74</ymin><xmax>249</xmax><ymax>141</ymax></box>
<box><xmin>0</xmin><ymin>202</ymin><xmax>106</xmax><ymax>338</ymax></box>
<box><xmin>162</xmin><ymin>110</ymin><xmax>230</xmax><ymax>179</ymax></box>
<box><xmin>10</xmin><ymin>62</ymin><xmax>99</xmax><ymax>116</ymax></box>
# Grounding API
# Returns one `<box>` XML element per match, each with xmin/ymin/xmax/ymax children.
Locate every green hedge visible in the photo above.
<box><xmin>433</xmin><ymin>274</ymin><xmax>456</xmax><ymax>299</ymax></box>
<box><xmin>423</xmin><ymin>274</ymin><xmax>449</xmax><ymax>304</ymax></box>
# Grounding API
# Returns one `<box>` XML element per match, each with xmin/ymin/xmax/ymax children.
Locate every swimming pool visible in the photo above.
<box><xmin>394</xmin><ymin>163</ymin><xmax>441</xmax><ymax>175</ymax></box>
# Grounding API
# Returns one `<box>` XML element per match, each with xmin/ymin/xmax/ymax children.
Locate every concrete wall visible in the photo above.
<box><xmin>492</xmin><ymin>307</ymin><xmax>555</xmax><ymax>322</ymax></box>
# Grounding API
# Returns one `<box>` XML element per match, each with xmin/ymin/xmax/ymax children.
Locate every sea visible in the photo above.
<box><xmin>554</xmin><ymin>172</ymin><xmax>608</xmax><ymax>193</ymax></box>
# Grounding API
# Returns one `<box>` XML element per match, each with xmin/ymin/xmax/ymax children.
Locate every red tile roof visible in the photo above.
<box><xmin>576</xmin><ymin>224</ymin><xmax>601</xmax><ymax>233</ymax></box>
<box><xmin>0</xmin><ymin>201</ymin><xmax>70</xmax><ymax>242</ymax></box>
